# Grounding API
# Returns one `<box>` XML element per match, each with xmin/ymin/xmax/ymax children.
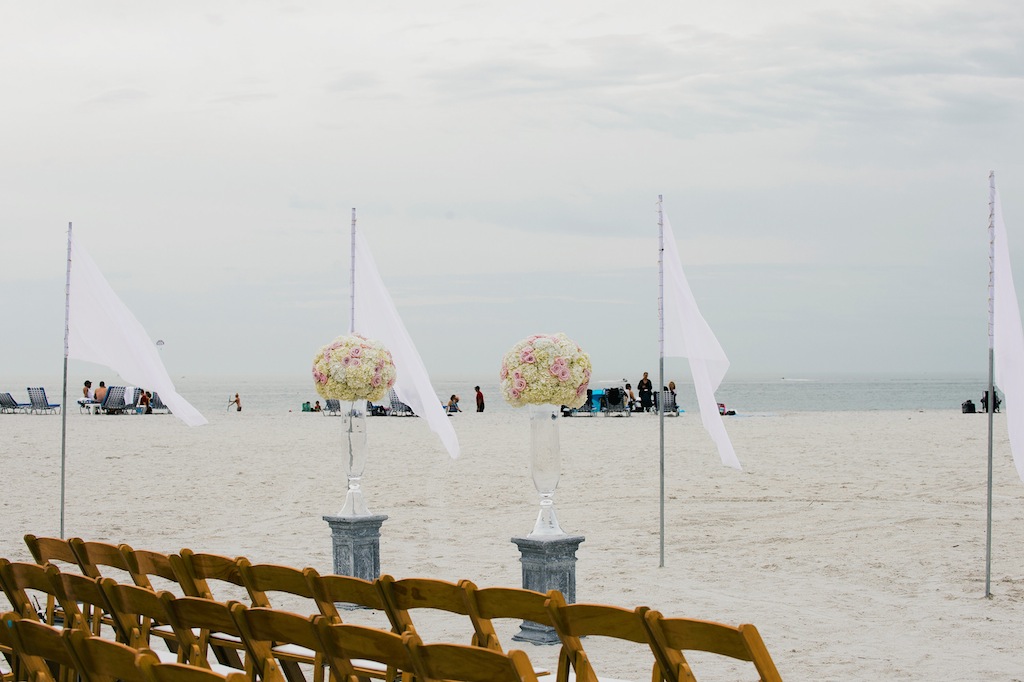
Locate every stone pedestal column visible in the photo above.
<box><xmin>511</xmin><ymin>534</ymin><xmax>585</xmax><ymax>645</ymax></box>
<box><xmin>323</xmin><ymin>514</ymin><xmax>388</xmax><ymax>581</ymax></box>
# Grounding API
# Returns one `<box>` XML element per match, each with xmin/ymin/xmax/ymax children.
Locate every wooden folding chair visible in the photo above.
<box><xmin>377</xmin><ymin>575</ymin><xmax>477</xmax><ymax>644</ymax></box>
<box><xmin>314</xmin><ymin>621</ymin><xmax>416</xmax><ymax>682</ymax></box>
<box><xmin>461</xmin><ymin>584</ymin><xmax>558</xmax><ymax>651</ymax></box>
<box><xmin>171</xmin><ymin>551</ymin><xmax>255</xmax><ymax>605</ymax></box>
<box><xmin>136</xmin><ymin>651</ymin><xmax>248</xmax><ymax>682</ymax></box>
<box><xmin>23</xmin><ymin>537</ymin><xmax>89</xmax><ymax>576</ymax></box>
<box><xmin>22</xmin><ymin>536</ymin><xmax>92</xmax><ymax>628</ymax></box>
<box><xmin>642</xmin><ymin>611</ymin><xmax>782</xmax><ymax>682</ymax></box>
<box><xmin>0</xmin><ymin>560</ymin><xmax>84</xmax><ymax>632</ymax></box>
<box><xmin>544</xmin><ymin>595</ymin><xmax>662</xmax><ymax>682</ymax></box>
<box><xmin>171</xmin><ymin>552</ymin><xmax>257</xmax><ymax>668</ymax></box>
<box><xmin>405</xmin><ymin>633</ymin><xmax>542</xmax><ymax>682</ymax></box>
<box><xmin>120</xmin><ymin>548</ymin><xmax>183</xmax><ymax>594</ymax></box>
<box><xmin>157</xmin><ymin>594</ymin><xmax>260</xmax><ymax>677</ymax></box>
<box><xmin>61</xmin><ymin>627</ymin><xmax>149</xmax><ymax>682</ymax></box>
<box><xmin>303</xmin><ymin>569</ymin><xmax>391</xmax><ymax>627</ymax></box>
<box><xmin>238</xmin><ymin>563</ymin><xmax>319</xmax><ymax>617</ymax></box>
<box><xmin>1</xmin><ymin>611</ymin><xmax>78</xmax><ymax>682</ymax></box>
<box><xmin>50</xmin><ymin>572</ymin><xmax>114</xmax><ymax>638</ymax></box>
<box><xmin>97</xmin><ymin>579</ymin><xmax>181</xmax><ymax>659</ymax></box>
<box><xmin>69</xmin><ymin>541</ymin><xmax>135</xmax><ymax>584</ymax></box>
<box><xmin>229</xmin><ymin>605</ymin><xmax>326</xmax><ymax>682</ymax></box>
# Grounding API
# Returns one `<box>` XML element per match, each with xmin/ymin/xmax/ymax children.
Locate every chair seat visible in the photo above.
<box><xmin>209</xmin><ymin>661</ymin><xmax>244</xmax><ymax>676</ymax></box>
<box><xmin>350</xmin><ymin>658</ymin><xmax>387</xmax><ymax>673</ymax></box>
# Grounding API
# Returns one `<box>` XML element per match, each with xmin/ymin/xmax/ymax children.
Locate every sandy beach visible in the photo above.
<box><xmin>2</xmin><ymin>407</ymin><xmax>1023</xmax><ymax>679</ymax></box>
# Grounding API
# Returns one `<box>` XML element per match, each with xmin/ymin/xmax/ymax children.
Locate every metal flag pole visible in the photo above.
<box><xmin>986</xmin><ymin>171</ymin><xmax>996</xmax><ymax>598</ymax></box>
<box><xmin>657</xmin><ymin>195</ymin><xmax>666</xmax><ymax>568</ymax></box>
<box><xmin>60</xmin><ymin>222</ymin><xmax>73</xmax><ymax>539</ymax></box>
<box><xmin>350</xmin><ymin>208</ymin><xmax>357</xmax><ymax>334</ymax></box>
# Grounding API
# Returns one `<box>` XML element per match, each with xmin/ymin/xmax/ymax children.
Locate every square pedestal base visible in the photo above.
<box><xmin>511</xmin><ymin>533</ymin><xmax>584</xmax><ymax>645</ymax></box>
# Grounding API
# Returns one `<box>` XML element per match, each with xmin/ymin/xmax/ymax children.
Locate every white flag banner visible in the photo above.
<box><xmin>992</xmin><ymin>187</ymin><xmax>1024</xmax><ymax>481</ymax></box>
<box><xmin>353</xmin><ymin>231</ymin><xmax>460</xmax><ymax>459</ymax></box>
<box><xmin>663</xmin><ymin>210</ymin><xmax>741</xmax><ymax>470</ymax></box>
<box><xmin>67</xmin><ymin>236</ymin><xmax>207</xmax><ymax>427</ymax></box>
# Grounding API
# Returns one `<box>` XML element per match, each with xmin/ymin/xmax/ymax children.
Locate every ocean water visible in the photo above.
<box><xmin>6</xmin><ymin>373</ymin><xmax>989</xmax><ymax>417</ymax></box>
<box><xmin>69</xmin><ymin>374</ymin><xmax>985</xmax><ymax>417</ymax></box>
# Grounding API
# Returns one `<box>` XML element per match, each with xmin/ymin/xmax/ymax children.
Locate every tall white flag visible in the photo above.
<box><xmin>352</xmin><ymin>231</ymin><xmax>460</xmax><ymax>459</ymax></box>
<box><xmin>662</xmin><ymin>210</ymin><xmax>741</xmax><ymax>470</ymax></box>
<box><xmin>992</xmin><ymin>186</ymin><xmax>1024</xmax><ymax>481</ymax></box>
<box><xmin>67</xmin><ymin>236</ymin><xmax>207</xmax><ymax>427</ymax></box>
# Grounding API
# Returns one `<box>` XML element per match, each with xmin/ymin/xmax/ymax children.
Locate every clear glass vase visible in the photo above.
<box><xmin>527</xmin><ymin>403</ymin><xmax>564</xmax><ymax>536</ymax></box>
<box><xmin>338</xmin><ymin>400</ymin><xmax>370</xmax><ymax>516</ymax></box>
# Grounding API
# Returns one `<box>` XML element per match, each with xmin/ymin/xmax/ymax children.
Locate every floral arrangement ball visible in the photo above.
<box><xmin>500</xmin><ymin>332</ymin><xmax>592</xmax><ymax>408</ymax></box>
<box><xmin>312</xmin><ymin>334</ymin><xmax>397</xmax><ymax>402</ymax></box>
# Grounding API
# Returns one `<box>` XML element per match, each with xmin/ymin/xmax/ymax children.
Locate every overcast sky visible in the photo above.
<box><xmin>2</xmin><ymin>1</ymin><xmax>1023</xmax><ymax>384</ymax></box>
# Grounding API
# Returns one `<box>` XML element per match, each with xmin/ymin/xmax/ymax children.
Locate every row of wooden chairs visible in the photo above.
<box><xmin>0</xmin><ymin>605</ymin><xmax>543</xmax><ymax>682</ymax></box>
<box><xmin>1</xmin><ymin>535</ymin><xmax>783</xmax><ymax>681</ymax></box>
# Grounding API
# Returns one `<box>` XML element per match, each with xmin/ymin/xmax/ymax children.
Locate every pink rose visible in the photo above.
<box><xmin>549</xmin><ymin>357</ymin><xmax>567</xmax><ymax>376</ymax></box>
<box><xmin>371</xmin><ymin>373</ymin><xmax>382</xmax><ymax>387</ymax></box>
<box><xmin>510</xmin><ymin>388</ymin><xmax>521</xmax><ymax>399</ymax></box>
<box><xmin>350</xmin><ymin>358</ymin><xmax>361</xmax><ymax>367</ymax></box>
<box><xmin>576</xmin><ymin>384</ymin><xmax>587</xmax><ymax>397</ymax></box>
<box><xmin>520</xmin><ymin>348</ymin><xmax>536</xmax><ymax>364</ymax></box>
<box><xmin>500</xmin><ymin>364</ymin><xmax>509</xmax><ymax>380</ymax></box>
<box><xmin>514</xmin><ymin>377</ymin><xmax>528</xmax><ymax>392</ymax></box>
<box><xmin>350</xmin><ymin>346</ymin><xmax>363</xmax><ymax>357</ymax></box>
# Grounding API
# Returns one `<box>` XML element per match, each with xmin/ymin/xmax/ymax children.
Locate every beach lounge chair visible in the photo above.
<box><xmin>388</xmin><ymin>389</ymin><xmax>414</xmax><ymax>417</ymax></box>
<box><xmin>565</xmin><ymin>390</ymin><xmax>594</xmax><ymax>417</ymax></box>
<box><xmin>0</xmin><ymin>392</ymin><xmax>29</xmax><ymax>413</ymax></box>
<box><xmin>324</xmin><ymin>399</ymin><xmax>342</xmax><ymax>416</ymax></box>
<box><xmin>659</xmin><ymin>391</ymin><xmax>680</xmax><ymax>417</ymax></box>
<box><xmin>150</xmin><ymin>392</ymin><xmax>170</xmax><ymax>414</ymax></box>
<box><xmin>26</xmin><ymin>387</ymin><xmax>60</xmax><ymax>414</ymax></box>
<box><xmin>603</xmin><ymin>387</ymin><xmax>630</xmax><ymax>417</ymax></box>
<box><xmin>96</xmin><ymin>386</ymin><xmax>128</xmax><ymax>415</ymax></box>
<box><xmin>126</xmin><ymin>387</ymin><xmax>143</xmax><ymax>412</ymax></box>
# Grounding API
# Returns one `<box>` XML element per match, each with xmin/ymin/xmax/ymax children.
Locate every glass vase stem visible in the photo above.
<box><xmin>338</xmin><ymin>400</ymin><xmax>370</xmax><ymax>516</ymax></box>
<box><xmin>528</xmin><ymin>403</ymin><xmax>564</xmax><ymax>536</ymax></box>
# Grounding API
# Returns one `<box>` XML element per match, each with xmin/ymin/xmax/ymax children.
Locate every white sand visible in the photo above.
<box><xmin>2</xmin><ymin>408</ymin><xmax>1023</xmax><ymax>679</ymax></box>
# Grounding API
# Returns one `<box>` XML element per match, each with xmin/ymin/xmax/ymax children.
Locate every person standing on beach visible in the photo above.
<box><xmin>475</xmin><ymin>386</ymin><xmax>485</xmax><ymax>412</ymax></box>
<box><xmin>637</xmin><ymin>372</ymin><xmax>653</xmax><ymax>412</ymax></box>
<box><xmin>229</xmin><ymin>393</ymin><xmax>242</xmax><ymax>412</ymax></box>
